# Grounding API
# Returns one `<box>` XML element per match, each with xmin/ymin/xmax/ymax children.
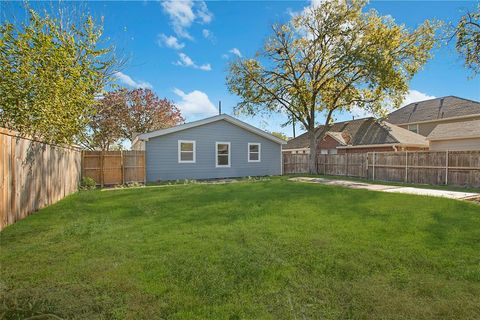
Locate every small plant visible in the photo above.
<box><xmin>80</xmin><ymin>177</ymin><xmax>96</xmax><ymax>190</ymax></box>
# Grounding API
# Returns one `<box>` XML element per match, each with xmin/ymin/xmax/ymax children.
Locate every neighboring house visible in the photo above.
<box><xmin>132</xmin><ymin>114</ymin><xmax>286</xmax><ymax>181</ymax></box>
<box><xmin>283</xmin><ymin>117</ymin><xmax>428</xmax><ymax>154</ymax></box>
<box><xmin>426</xmin><ymin>119</ymin><xmax>480</xmax><ymax>151</ymax></box>
<box><xmin>387</xmin><ymin>96</ymin><xmax>480</xmax><ymax>137</ymax></box>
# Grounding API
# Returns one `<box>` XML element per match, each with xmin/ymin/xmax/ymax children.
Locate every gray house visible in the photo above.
<box><xmin>132</xmin><ymin>114</ymin><xmax>286</xmax><ymax>181</ymax></box>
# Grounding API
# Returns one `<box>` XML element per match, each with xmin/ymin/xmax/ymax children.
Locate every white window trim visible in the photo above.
<box><xmin>178</xmin><ymin>140</ymin><xmax>196</xmax><ymax>163</ymax></box>
<box><xmin>248</xmin><ymin>143</ymin><xmax>261</xmax><ymax>162</ymax></box>
<box><xmin>408</xmin><ymin>124</ymin><xmax>419</xmax><ymax>134</ymax></box>
<box><xmin>215</xmin><ymin>141</ymin><xmax>231</xmax><ymax>168</ymax></box>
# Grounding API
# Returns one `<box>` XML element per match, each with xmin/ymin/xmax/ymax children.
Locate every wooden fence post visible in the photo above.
<box><xmin>445</xmin><ymin>150</ymin><xmax>449</xmax><ymax>185</ymax></box>
<box><xmin>121</xmin><ymin>150</ymin><xmax>125</xmax><ymax>185</ymax></box>
<box><xmin>100</xmin><ymin>151</ymin><xmax>104</xmax><ymax>188</ymax></box>
<box><xmin>372</xmin><ymin>152</ymin><xmax>376</xmax><ymax>181</ymax></box>
<box><xmin>405</xmin><ymin>151</ymin><xmax>408</xmax><ymax>183</ymax></box>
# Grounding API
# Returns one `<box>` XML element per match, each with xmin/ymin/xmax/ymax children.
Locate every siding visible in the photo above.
<box><xmin>399</xmin><ymin>115</ymin><xmax>480</xmax><ymax>137</ymax></box>
<box><xmin>145</xmin><ymin>120</ymin><xmax>282</xmax><ymax>181</ymax></box>
<box><xmin>429</xmin><ymin>138</ymin><xmax>480</xmax><ymax>151</ymax></box>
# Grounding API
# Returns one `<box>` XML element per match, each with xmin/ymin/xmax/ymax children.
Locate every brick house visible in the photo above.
<box><xmin>283</xmin><ymin>117</ymin><xmax>428</xmax><ymax>154</ymax></box>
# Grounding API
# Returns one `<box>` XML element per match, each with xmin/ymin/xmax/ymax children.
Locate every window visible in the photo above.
<box><xmin>216</xmin><ymin>142</ymin><xmax>230</xmax><ymax>167</ymax></box>
<box><xmin>328</xmin><ymin>149</ymin><xmax>337</xmax><ymax>155</ymax></box>
<box><xmin>320</xmin><ymin>149</ymin><xmax>328</xmax><ymax>155</ymax></box>
<box><xmin>178</xmin><ymin>140</ymin><xmax>195</xmax><ymax>163</ymax></box>
<box><xmin>408</xmin><ymin>124</ymin><xmax>419</xmax><ymax>134</ymax></box>
<box><xmin>248</xmin><ymin>143</ymin><xmax>261</xmax><ymax>162</ymax></box>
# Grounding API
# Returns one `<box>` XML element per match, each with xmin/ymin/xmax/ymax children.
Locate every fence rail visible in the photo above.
<box><xmin>0</xmin><ymin>128</ymin><xmax>81</xmax><ymax>230</ymax></box>
<box><xmin>283</xmin><ymin>150</ymin><xmax>480</xmax><ymax>188</ymax></box>
<box><xmin>82</xmin><ymin>150</ymin><xmax>145</xmax><ymax>186</ymax></box>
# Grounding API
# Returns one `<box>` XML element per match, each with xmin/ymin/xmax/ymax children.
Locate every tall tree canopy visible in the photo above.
<box><xmin>83</xmin><ymin>88</ymin><xmax>184</xmax><ymax>150</ymax></box>
<box><xmin>454</xmin><ymin>5</ymin><xmax>480</xmax><ymax>76</ymax></box>
<box><xmin>0</xmin><ymin>7</ymin><xmax>115</xmax><ymax>144</ymax></box>
<box><xmin>227</xmin><ymin>0</ymin><xmax>437</xmax><ymax>172</ymax></box>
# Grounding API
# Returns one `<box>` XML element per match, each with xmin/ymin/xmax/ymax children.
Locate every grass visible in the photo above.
<box><xmin>1</xmin><ymin>179</ymin><xmax>479</xmax><ymax>319</ymax></box>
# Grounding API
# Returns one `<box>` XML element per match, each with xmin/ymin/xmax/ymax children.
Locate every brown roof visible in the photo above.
<box><xmin>427</xmin><ymin>119</ymin><xmax>480</xmax><ymax>141</ymax></box>
<box><xmin>284</xmin><ymin>117</ymin><xmax>427</xmax><ymax>150</ymax></box>
<box><xmin>387</xmin><ymin>96</ymin><xmax>480</xmax><ymax>124</ymax></box>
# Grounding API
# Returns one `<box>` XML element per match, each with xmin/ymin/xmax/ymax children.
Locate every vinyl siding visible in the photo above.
<box><xmin>399</xmin><ymin>115</ymin><xmax>480</xmax><ymax>137</ymax></box>
<box><xmin>429</xmin><ymin>138</ymin><xmax>480</xmax><ymax>151</ymax></box>
<box><xmin>145</xmin><ymin>119</ymin><xmax>282</xmax><ymax>181</ymax></box>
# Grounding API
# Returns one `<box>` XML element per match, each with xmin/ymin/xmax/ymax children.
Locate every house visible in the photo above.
<box><xmin>132</xmin><ymin>114</ymin><xmax>286</xmax><ymax>181</ymax></box>
<box><xmin>426</xmin><ymin>119</ymin><xmax>480</xmax><ymax>151</ymax></box>
<box><xmin>387</xmin><ymin>96</ymin><xmax>480</xmax><ymax>136</ymax></box>
<box><xmin>283</xmin><ymin>117</ymin><xmax>428</xmax><ymax>154</ymax></box>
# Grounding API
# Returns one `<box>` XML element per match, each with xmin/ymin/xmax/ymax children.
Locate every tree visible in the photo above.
<box><xmin>454</xmin><ymin>5</ymin><xmax>480</xmax><ymax>76</ymax></box>
<box><xmin>120</xmin><ymin>88</ymin><xmax>184</xmax><ymax>142</ymax></box>
<box><xmin>0</xmin><ymin>7</ymin><xmax>115</xmax><ymax>144</ymax></box>
<box><xmin>82</xmin><ymin>90</ymin><xmax>126</xmax><ymax>151</ymax></box>
<box><xmin>227</xmin><ymin>0</ymin><xmax>436</xmax><ymax>173</ymax></box>
<box><xmin>82</xmin><ymin>88</ymin><xmax>184</xmax><ymax>150</ymax></box>
<box><xmin>270</xmin><ymin>131</ymin><xmax>289</xmax><ymax>141</ymax></box>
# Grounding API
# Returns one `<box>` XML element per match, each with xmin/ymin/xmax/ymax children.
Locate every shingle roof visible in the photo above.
<box><xmin>134</xmin><ymin>114</ymin><xmax>286</xmax><ymax>145</ymax></box>
<box><xmin>426</xmin><ymin>119</ymin><xmax>480</xmax><ymax>141</ymax></box>
<box><xmin>387</xmin><ymin>96</ymin><xmax>480</xmax><ymax>124</ymax></box>
<box><xmin>284</xmin><ymin>117</ymin><xmax>427</xmax><ymax>150</ymax></box>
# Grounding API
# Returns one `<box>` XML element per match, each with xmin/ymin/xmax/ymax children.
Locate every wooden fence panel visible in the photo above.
<box><xmin>0</xmin><ymin>128</ymin><xmax>81</xmax><ymax>230</ymax></box>
<box><xmin>283</xmin><ymin>154</ymin><xmax>309</xmax><ymax>174</ymax></box>
<box><xmin>283</xmin><ymin>150</ymin><xmax>480</xmax><ymax>188</ymax></box>
<box><xmin>82</xmin><ymin>150</ymin><xmax>145</xmax><ymax>186</ymax></box>
<box><xmin>124</xmin><ymin>150</ymin><xmax>146</xmax><ymax>184</ymax></box>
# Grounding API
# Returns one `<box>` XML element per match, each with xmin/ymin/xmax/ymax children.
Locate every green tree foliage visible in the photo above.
<box><xmin>0</xmin><ymin>8</ymin><xmax>115</xmax><ymax>144</ymax></box>
<box><xmin>269</xmin><ymin>131</ymin><xmax>289</xmax><ymax>141</ymax></box>
<box><xmin>455</xmin><ymin>5</ymin><xmax>480</xmax><ymax>76</ymax></box>
<box><xmin>227</xmin><ymin>0</ymin><xmax>437</xmax><ymax>172</ymax></box>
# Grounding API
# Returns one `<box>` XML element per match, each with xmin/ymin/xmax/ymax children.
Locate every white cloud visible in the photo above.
<box><xmin>349</xmin><ymin>89</ymin><xmax>436</xmax><ymax>118</ymax></box>
<box><xmin>401</xmin><ymin>90</ymin><xmax>436</xmax><ymax>107</ymax></box>
<box><xmin>161</xmin><ymin>0</ymin><xmax>213</xmax><ymax>40</ymax></box>
<box><xmin>113</xmin><ymin>71</ymin><xmax>153</xmax><ymax>89</ymax></box>
<box><xmin>229</xmin><ymin>48</ymin><xmax>242</xmax><ymax>58</ymax></box>
<box><xmin>173</xmin><ymin>88</ymin><xmax>218</xmax><ymax>116</ymax></box>
<box><xmin>174</xmin><ymin>53</ymin><xmax>211</xmax><ymax>71</ymax></box>
<box><xmin>157</xmin><ymin>34</ymin><xmax>185</xmax><ymax>50</ymax></box>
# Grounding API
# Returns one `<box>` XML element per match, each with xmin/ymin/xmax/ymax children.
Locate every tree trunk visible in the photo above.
<box><xmin>308</xmin><ymin>130</ymin><xmax>317</xmax><ymax>174</ymax></box>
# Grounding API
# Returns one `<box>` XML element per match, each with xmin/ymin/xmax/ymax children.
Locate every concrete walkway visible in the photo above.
<box><xmin>289</xmin><ymin>177</ymin><xmax>479</xmax><ymax>201</ymax></box>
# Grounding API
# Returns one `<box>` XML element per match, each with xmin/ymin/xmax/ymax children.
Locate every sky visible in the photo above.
<box><xmin>2</xmin><ymin>0</ymin><xmax>480</xmax><ymax>139</ymax></box>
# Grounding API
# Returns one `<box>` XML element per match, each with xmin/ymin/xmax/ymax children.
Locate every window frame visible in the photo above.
<box><xmin>215</xmin><ymin>141</ymin><xmax>231</xmax><ymax>168</ymax></box>
<box><xmin>408</xmin><ymin>124</ymin><xmax>419</xmax><ymax>134</ymax></box>
<box><xmin>248</xmin><ymin>143</ymin><xmax>261</xmax><ymax>162</ymax></box>
<box><xmin>178</xmin><ymin>140</ymin><xmax>196</xmax><ymax>163</ymax></box>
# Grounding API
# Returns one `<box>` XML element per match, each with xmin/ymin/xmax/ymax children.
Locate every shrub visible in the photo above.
<box><xmin>80</xmin><ymin>177</ymin><xmax>96</xmax><ymax>190</ymax></box>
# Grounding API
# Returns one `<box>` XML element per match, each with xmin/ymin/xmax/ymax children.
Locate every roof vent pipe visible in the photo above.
<box><xmin>218</xmin><ymin>101</ymin><xmax>222</xmax><ymax>115</ymax></box>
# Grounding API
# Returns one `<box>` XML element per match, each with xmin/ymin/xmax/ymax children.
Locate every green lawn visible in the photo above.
<box><xmin>1</xmin><ymin>179</ymin><xmax>479</xmax><ymax>319</ymax></box>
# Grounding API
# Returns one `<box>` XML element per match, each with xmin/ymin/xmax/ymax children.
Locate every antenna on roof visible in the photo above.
<box><xmin>218</xmin><ymin>101</ymin><xmax>222</xmax><ymax>115</ymax></box>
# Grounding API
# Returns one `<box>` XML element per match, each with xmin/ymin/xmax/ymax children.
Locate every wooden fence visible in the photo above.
<box><xmin>82</xmin><ymin>150</ymin><xmax>145</xmax><ymax>186</ymax></box>
<box><xmin>283</xmin><ymin>150</ymin><xmax>480</xmax><ymax>187</ymax></box>
<box><xmin>0</xmin><ymin>128</ymin><xmax>81</xmax><ymax>230</ymax></box>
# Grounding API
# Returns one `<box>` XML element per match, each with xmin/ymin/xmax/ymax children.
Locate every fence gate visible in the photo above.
<box><xmin>82</xmin><ymin>150</ymin><xmax>146</xmax><ymax>186</ymax></box>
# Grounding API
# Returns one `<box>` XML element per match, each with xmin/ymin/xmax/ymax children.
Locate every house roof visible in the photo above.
<box><xmin>426</xmin><ymin>119</ymin><xmax>480</xmax><ymax>141</ymax></box>
<box><xmin>284</xmin><ymin>117</ymin><xmax>428</xmax><ymax>150</ymax></box>
<box><xmin>133</xmin><ymin>114</ymin><xmax>287</xmax><ymax>145</ymax></box>
<box><xmin>387</xmin><ymin>96</ymin><xmax>480</xmax><ymax>125</ymax></box>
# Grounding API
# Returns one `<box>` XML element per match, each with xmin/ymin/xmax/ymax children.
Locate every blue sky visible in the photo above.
<box><xmin>3</xmin><ymin>1</ymin><xmax>480</xmax><ymax>138</ymax></box>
